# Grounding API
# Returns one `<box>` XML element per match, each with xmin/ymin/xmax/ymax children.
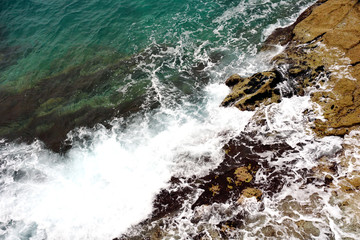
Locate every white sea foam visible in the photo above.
<box><xmin>125</xmin><ymin>92</ymin><xmax>348</xmax><ymax>239</ymax></box>
<box><xmin>0</xmin><ymin>79</ymin><xmax>255</xmax><ymax>240</ymax></box>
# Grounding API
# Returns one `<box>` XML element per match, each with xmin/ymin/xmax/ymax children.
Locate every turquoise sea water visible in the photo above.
<box><xmin>0</xmin><ymin>0</ymin><xmax>327</xmax><ymax>239</ymax></box>
<box><xmin>1</xmin><ymin>0</ymin><xmax>312</xmax><ymax>91</ymax></box>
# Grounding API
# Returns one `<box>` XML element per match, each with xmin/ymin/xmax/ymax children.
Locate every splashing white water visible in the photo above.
<box><xmin>0</xmin><ymin>81</ymin><xmax>255</xmax><ymax>239</ymax></box>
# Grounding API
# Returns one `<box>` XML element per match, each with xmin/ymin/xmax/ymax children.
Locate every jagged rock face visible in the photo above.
<box><xmin>115</xmin><ymin>134</ymin><xmax>311</xmax><ymax>240</ymax></box>
<box><xmin>216</xmin><ymin>3</ymin><xmax>360</xmax><ymax>237</ymax></box>
<box><xmin>221</xmin><ymin>71</ymin><xmax>283</xmax><ymax>111</ymax></box>
<box><xmin>278</xmin><ymin>0</ymin><xmax>360</xmax><ymax>137</ymax></box>
<box><xmin>223</xmin><ymin>0</ymin><xmax>360</xmax><ymax>137</ymax></box>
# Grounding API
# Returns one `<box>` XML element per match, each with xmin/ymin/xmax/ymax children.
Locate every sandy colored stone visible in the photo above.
<box><xmin>237</xmin><ymin>187</ymin><xmax>262</xmax><ymax>204</ymax></box>
<box><xmin>225</xmin><ymin>74</ymin><xmax>244</xmax><ymax>87</ymax></box>
<box><xmin>209</xmin><ymin>184</ymin><xmax>221</xmax><ymax>196</ymax></box>
<box><xmin>347</xmin><ymin>44</ymin><xmax>360</xmax><ymax>63</ymax></box>
<box><xmin>232</xmin><ymin>0</ymin><xmax>360</xmax><ymax>136</ymax></box>
<box><xmin>339</xmin><ymin>176</ymin><xmax>360</xmax><ymax>192</ymax></box>
<box><xmin>221</xmin><ymin>71</ymin><xmax>282</xmax><ymax>111</ymax></box>
<box><xmin>296</xmin><ymin>220</ymin><xmax>321</xmax><ymax>237</ymax></box>
<box><xmin>293</xmin><ymin>0</ymin><xmax>358</xmax><ymax>43</ymax></box>
<box><xmin>289</xmin><ymin>0</ymin><xmax>360</xmax><ymax>135</ymax></box>
<box><xmin>234</xmin><ymin>167</ymin><xmax>253</xmax><ymax>184</ymax></box>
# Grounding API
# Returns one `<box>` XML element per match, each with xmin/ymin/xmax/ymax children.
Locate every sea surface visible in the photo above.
<box><xmin>1</xmin><ymin>0</ymin><xmax>358</xmax><ymax>239</ymax></box>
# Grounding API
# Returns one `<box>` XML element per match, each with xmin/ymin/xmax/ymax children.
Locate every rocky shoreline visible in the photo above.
<box><xmin>223</xmin><ymin>0</ymin><xmax>360</xmax><ymax>137</ymax></box>
<box><xmin>115</xmin><ymin>0</ymin><xmax>360</xmax><ymax>239</ymax></box>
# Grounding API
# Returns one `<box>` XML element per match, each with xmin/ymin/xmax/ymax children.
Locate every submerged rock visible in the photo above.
<box><xmin>0</xmin><ymin>61</ymin><xmax>147</xmax><ymax>152</ymax></box>
<box><xmin>0</xmin><ymin>45</ymin><xmax>23</xmax><ymax>71</ymax></box>
<box><xmin>0</xmin><ymin>44</ymin><xmax>177</xmax><ymax>152</ymax></box>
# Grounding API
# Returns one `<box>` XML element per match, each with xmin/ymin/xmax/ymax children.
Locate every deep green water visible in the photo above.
<box><xmin>1</xmin><ymin>0</ymin><xmax>314</xmax><ymax>91</ymax></box>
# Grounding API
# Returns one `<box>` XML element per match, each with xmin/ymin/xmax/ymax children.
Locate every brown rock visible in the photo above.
<box><xmin>221</xmin><ymin>71</ymin><xmax>283</xmax><ymax>110</ymax></box>
<box><xmin>296</xmin><ymin>220</ymin><xmax>321</xmax><ymax>237</ymax></box>
<box><xmin>225</xmin><ymin>74</ymin><xmax>244</xmax><ymax>87</ymax></box>
<box><xmin>223</xmin><ymin>0</ymin><xmax>360</xmax><ymax>137</ymax></box>
<box><xmin>234</xmin><ymin>167</ymin><xmax>253</xmax><ymax>183</ymax></box>
<box><xmin>293</xmin><ymin>0</ymin><xmax>359</xmax><ymax>44</ymax></box>
<box><xmin>289</xmin><ymin>0</ymin><xmax>360</xmax><ymax>136</ymax></box>
<box><xmin>237</xmin><ymin>187</ymin><xmax>263</xmax><ymax>204</ymax></box>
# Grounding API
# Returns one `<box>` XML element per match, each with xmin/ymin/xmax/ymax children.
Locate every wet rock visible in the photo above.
<box><xmin>296</xmin><ymin>220</ymin><xmax>321</xmax><ymax>237</ymax></box>
<box><xmin>234</xmin><ymin>167</ymin><xmax>253</xmax><ymax>183</ymax></box>
<box><xmin>223</xmin><ymin>0</ymin><xmax>360</xmax><ymax>136</ymax></box>
<box><xmin>192</xmin><ymin>60</ymin><xmax>211</xmax><ymax>84</ymax></box>
<box><xmin>12</xmin><ymin>170</ymin><xmax>27</xmax><ymax>181</ymax></box>
<box><xmin>114</xmin><ymin>134</ymin><xmax>301</xmax><ymax>239</ymax></box>
<box><xmin>262</xmin><ymin>0</ymin><xmax>327</xmax><ymax>50</ymax></box>
<box><xmin>208</xmin><ymin>51</ymin><xmax>224</xmax><ymax>64</ymax></box>
<box><xmin>162</xmin><ymin>134</ymin><xmax>296</xmax><ymax>211</ymax></box>
<box><xmin>221</xmin><ymin>71</ymin><xmax>284</xmax><ymax>110</ymax></box>
<box><xmin>224</xmin><ymin>74</ymin><xmax>243</xmax><ymax>87</ymax></box>
<box><xmin>151</xmin><ymin>177</ymin><xmax>193</xmax><ymax>221</ymax></box>
<box><xmin>338</xmin><ymin>176</ymin><xmax>360</xmax><ymax>193</ymax></box>
<box><xmin>261</xmin><ymin>225</ymin><xmax>278</xmax><ymax>237</ymax></box>
<box><xmin>191</xmin><ymin>164</ymin><xmax>259</xmax><ymax>209</ymax></box>
<box><xmin>217</xmin><ymin>212</ymin><xmax>245</xmax><ymax>238</ymax></box>
<box><xmin>193</xmin><ymin>227</ymin><xmax>222</xmax><ymax>240</ymax></box>
<box><xmin>311</xmin><ymin>155</ymin><xmax>338</xmax><ymax>186</ymax></box>
<box><xmin>237</xmin><ymin>187</ymin><xmax>263</xmax><ymax>204</ymax></box>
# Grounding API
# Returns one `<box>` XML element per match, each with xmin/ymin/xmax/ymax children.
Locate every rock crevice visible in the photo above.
<box><xmin>223</xmin><ymin>0</ymin><xmax>360</xmax><ymax>136</ymax></box>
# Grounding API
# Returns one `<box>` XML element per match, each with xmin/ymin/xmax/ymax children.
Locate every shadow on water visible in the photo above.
<box><xmin>0</xmin><ymin>43</ymin><xmax>211</xmax><ymax>153</ymax></box>
<box><xmin>0</xmin><ymin>24</ymin><xmax>25</xmax><ymax>72</ymax></box>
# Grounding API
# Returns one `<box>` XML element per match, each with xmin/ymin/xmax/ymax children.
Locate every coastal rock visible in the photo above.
<box><xmin>223</xmin><ymin>0</ymin><xmax>360</xmax><ymax>136</ymax></box>
<box><xmin>221</xmin><ymin>1</ymin><xmax>360</xmax><ymax>237</ymax></box>
<box><xmin>295</xmin><ymin>220</ymin><xmax>321</xmax><ymax>237</ymax></box>
<box><xmin>277</xmin><ymin>0</ymin><xmax>360</xmax><ymax>136</ymax></box>
<box><xmin>224</xmin><ymin>74</ymin><xmax>243</xmax><ymax>87</ymax></box>
<box><xmin>191</xmin><ymin>163</ymin><xmax>259</xmax><ymax>209</ymax></box>
<box><xmin>328</xmin><ymin>128</ymin><xmax>360</xmax><ymax>230</ymax></box>
<box><xmin>237</xmin><ymin>187</ymin><xmax>263</xmax><ymax>204</ymax></box>
<box><xmin>114</xmin><ymin>134</ymin><xmax>308</xmax><ymax>239</ymax></box>
<box><xmin>221</xmin><ymin>71</ymin><xmax>283</xmax><ymax>111</ymax></box>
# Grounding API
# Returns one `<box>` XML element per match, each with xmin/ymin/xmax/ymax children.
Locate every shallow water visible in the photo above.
<box><xmin>2</xmin><ymin>0</ymin><xmax>358</xmax><ymax>239</ymax></box>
